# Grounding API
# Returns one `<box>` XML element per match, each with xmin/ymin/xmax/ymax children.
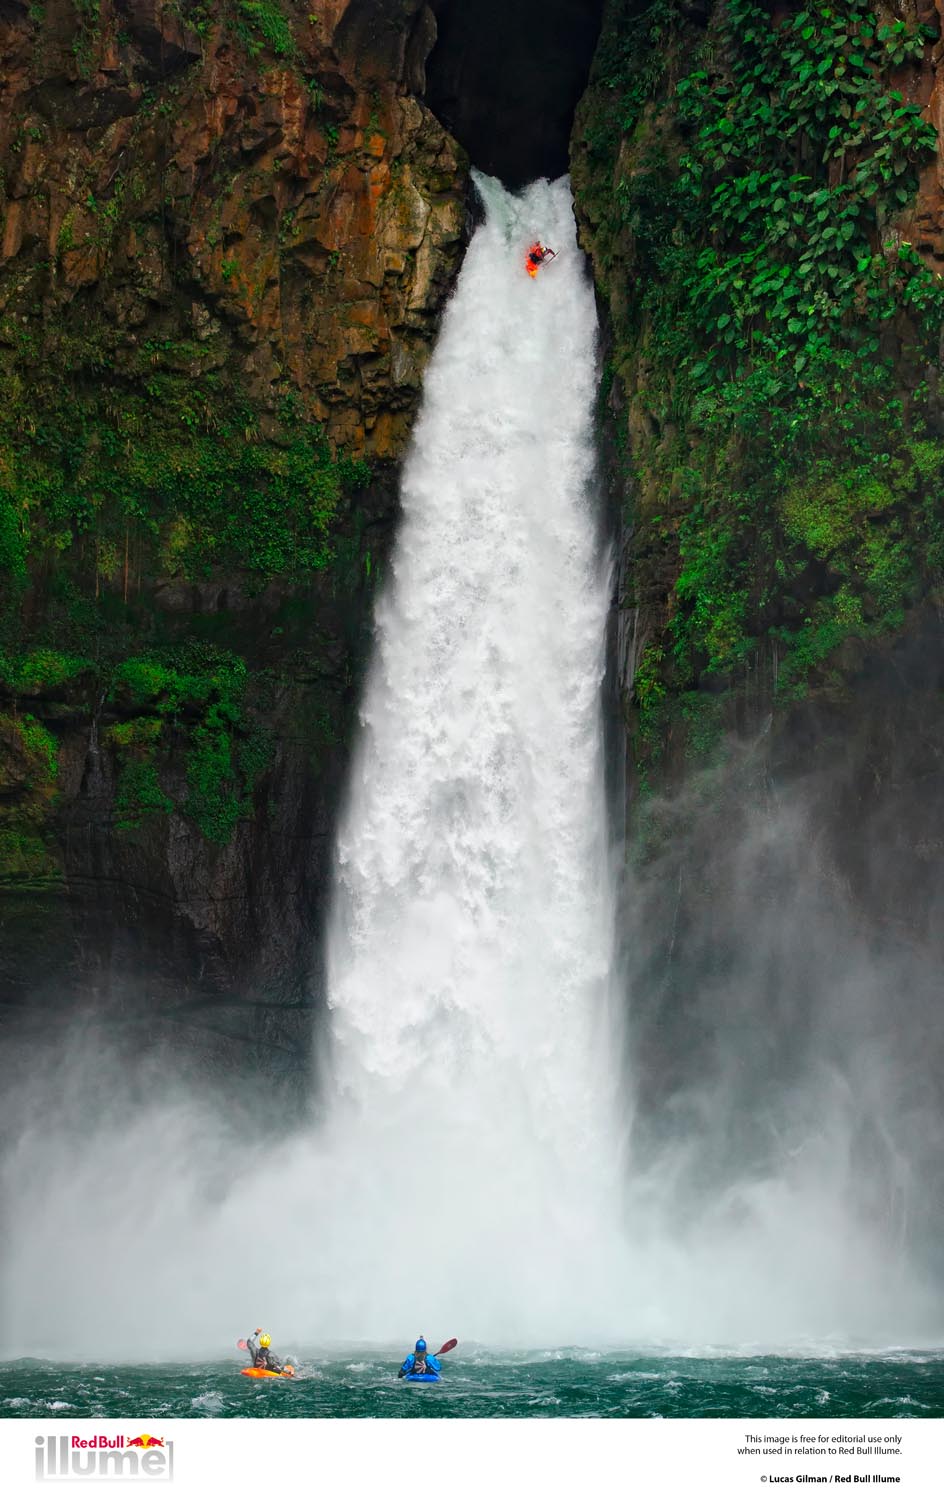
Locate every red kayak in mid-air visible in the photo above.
<box><xmin>525</xmin><ymin>242</ymin><xmax>557</xmax><ymax>277</ymax></box>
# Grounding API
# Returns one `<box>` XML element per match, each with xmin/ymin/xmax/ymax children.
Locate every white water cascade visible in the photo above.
<box><xmin>311</xmin><ymin>173</ymin><xmax>625</xmax><ymax>1338</ymax></box>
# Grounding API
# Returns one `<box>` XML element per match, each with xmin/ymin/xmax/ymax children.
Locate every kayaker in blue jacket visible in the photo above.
<box><xmin>398</xmin><ymin>1337</ymin><xmax>441</xmax><ymax>1378</ymax></box>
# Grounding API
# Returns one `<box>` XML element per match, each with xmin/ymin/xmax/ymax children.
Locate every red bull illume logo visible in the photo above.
<box><xmin>35</xmin><ymin>1434</ymin><xmax>174</xmax><ymax>1481</ymax></box>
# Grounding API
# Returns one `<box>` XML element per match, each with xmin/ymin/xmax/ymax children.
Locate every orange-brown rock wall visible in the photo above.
<box><xmin>0</xmin><ymin>0</ymin><xmax>468</xmax><ymax>458</ymax></box>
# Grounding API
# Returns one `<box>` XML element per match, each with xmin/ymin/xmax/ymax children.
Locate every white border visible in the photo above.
<box><xmin>1</xmin><ymin>1417</ymin><xmax>941</xmax><ymax>1499</ymax></box>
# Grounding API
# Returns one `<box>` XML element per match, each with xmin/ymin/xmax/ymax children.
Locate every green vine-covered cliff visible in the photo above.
<box><xmin>573</xmin><ymin>0</ymin><xmax>944</xmax><ymax>1155</ymax></box>
<box><xmin>574</xmin><ymin>0</ymin><xmax>944</xmax><ymax>794</ymax></box>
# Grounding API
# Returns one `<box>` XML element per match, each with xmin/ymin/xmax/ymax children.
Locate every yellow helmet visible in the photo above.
<box><xmin>259</xmin><ymin>1334</ymin><xmax>271</xmax><ymax>1349</ymax></box>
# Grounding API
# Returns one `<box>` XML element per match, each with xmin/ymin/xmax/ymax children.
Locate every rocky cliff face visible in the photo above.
<box><xmin>1</xmin><ymin>0</ymin><xmax>466</xmax><ymax>455</ymax></box>
<box><xmin>0</xmin><ymin>0</ymin><xmax>467</xmax><ymax>1076</ymax></box>
<box><xmin>572</xmin><ymin>0</ymin><xmax>944</xmax><ymax>854</ymax></box>
<box><xmin>572</xmin><ymin>0</ymin><xmax>944</xmax><ymax>1197</ymax></box>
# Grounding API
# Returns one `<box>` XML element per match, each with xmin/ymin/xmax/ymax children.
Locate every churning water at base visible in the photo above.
<box><xmin>4</xmin><ymin>1350</ymin><xmax>944</xmax><ymax>1419</ymax></box>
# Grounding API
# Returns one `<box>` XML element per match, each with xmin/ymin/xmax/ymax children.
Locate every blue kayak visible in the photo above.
<box><xmin>404</xmin><ymin>1372</ymin><xmax>441</xmax><ymax>1383</ymax></box>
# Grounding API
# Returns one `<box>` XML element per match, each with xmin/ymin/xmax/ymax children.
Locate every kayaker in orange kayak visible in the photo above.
<box><xmin>246</xmin><ymin>1328</ymin><xmax>285</xmax><ymax>1373</ymax></box>
<box><xmin>525</xmin><ymin>241</ymin><xmax>557</xmax><ymax>278</ymax></box>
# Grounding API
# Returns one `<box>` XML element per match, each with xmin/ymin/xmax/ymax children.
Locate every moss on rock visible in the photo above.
<box><xmin>573</xmin><ymin>0</ymin><xmax>944</xmax><ymax>801</ymax></box>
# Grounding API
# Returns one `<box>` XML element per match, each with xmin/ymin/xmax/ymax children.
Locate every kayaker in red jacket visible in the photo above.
<box><xmin>525</xmin><ymin>242</ymin><xmax>557</xmax><ymax>277</ymax></box>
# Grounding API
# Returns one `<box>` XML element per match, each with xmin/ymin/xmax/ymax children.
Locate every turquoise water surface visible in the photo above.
<box><xmin>2</xmin><ymin>1349</ymin><xmax>942</xmax><ymax>1419</ymax></box>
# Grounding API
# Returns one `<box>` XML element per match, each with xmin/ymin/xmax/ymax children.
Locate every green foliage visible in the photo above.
<box><xmin>0</xmin><ymin>20</ymin><xmax>369</xmax><ymax>860</ymax></box>
<box><xmin>0</xmin><ymin>327</ymin><xmax>348</xmax><ymax>849</ymax></box>
<box><xmin>184</xmin><ymin>717</ymin><xmax>242</xmax><ymax>845</ymax></box>
<box><xmin>0</xmin><ymin>334</ymin><xmax>365</xmax><ymax>583</ymax></box>
<box><xmin>236</xmin><ymin>717</ymin><xmax>274</xmax><ymax>785</ymax></box>
<box><xmin>679</xmin><ymin>690</ymin><xmax>727</xmax><ymax>764</ymax></box>
<box><xmin>773</xmin><ymin>585</ymin><xmax>865</xmax><ymax>700</ymax></box>
<box><xmin>583</xmin><ymin>0</ymin><xmax>677</xmax><ymax>152</ymax></box>
<box><xmin>110</xmin><ymin>649</ymin><xmax>246</xmax><ymax>713</ymax></box>
<box><xmin>231</xmin><ymin>0</ymin><xmax>296</xmax><ymax>58</ymax></box>
<box><xmin>672</xmin><ymin>0</ymin><xmax>941</xmax><ymax>374</ymax></box>
<box><xmin>71</xmin><ymin>0</ymin><xmax>103</xmax><ymax>77</ymax></box>
<box><xmin>780</xmin><ymin>468</ymin><xmax>896</xmax><ymax>557</ymax></box>
<box><xmin>909</xmin><ymin>438</ymin><xmax>944</xmax><ymax>480</ymax></box>
<box><xmin>108</xmin><ymin>714</ymin><xmax>171</xmax><ymax>834</ymax></box>
<box><xmin>18</xmin><ymin>714</ymin><xmax>58</xmax><ymax>784</ymax></box>
<box><xmin>114</xmin><ymin>759</ymin><xmax>173</xmax><ymax>831</ymax></box>
<box><xmin>0</xmin><ymin>493</ymin><xmax>26</xmax><ymax>579</ymax></box>
<box><xmin>0</xmin><ymin>829</ymin><xmax>60</xmax><ymax>886</ymax></box>
<box><xmin>674</xmin><ymin>507</ymin><xmax>751</xmax><ymax>676</ymax></box>
<box><xmin>0</xmin><ymin>648</ymin><xmax>90</xmax><ymax>694</ymax></box>
<box><xmin>577</xmin><ymin>0</ymin><xmax>944</xmax><ymax>763</ymax></box>
<box><xmin>107</xmin><ymin>645</ymin><xmax>272</xmax><ymax>844</ymax></box>
<box><xmin>105</xmin><ymin>718</ymin><xmax>163</xmax><ymax>749</ymax></box>
<box><xmin>173</xmin><ymin>1</ymin><xmax>214</xmax><ymax>40</ymax></box>
<box><xmin>0</xmin><ymin>640</ymin><xmax>279</xmax><ymax>845</ymax></box>
<box><xmin>632</xmin><ymin>643</ymin><xmax>667</xmax><ymax>746</ymax></box>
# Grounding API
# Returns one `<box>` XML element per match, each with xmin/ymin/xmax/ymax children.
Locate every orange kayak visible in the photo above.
<box><xmin>240</xmin><ymin>1365</ymin><xmax>295</xmax><ymax>1379</ymax></box>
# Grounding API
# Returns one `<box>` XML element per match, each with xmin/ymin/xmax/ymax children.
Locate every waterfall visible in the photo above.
<box><xmin>309</xmin><ymin>174</ymin><xmax>624</xmax><ymax>1338</ymax></box>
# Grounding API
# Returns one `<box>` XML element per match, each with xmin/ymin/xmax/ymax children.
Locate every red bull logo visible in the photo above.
<box><xmin>35</xmin><ymin>1434</ymin><xmax>174</xmax><ymax>1481</ymax></box>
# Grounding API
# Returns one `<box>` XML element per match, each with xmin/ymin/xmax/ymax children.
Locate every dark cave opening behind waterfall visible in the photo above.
<box><xmin>425</xmin><ymin>0</ymin><xmax>607</xmax><ymax>187</ymax></box>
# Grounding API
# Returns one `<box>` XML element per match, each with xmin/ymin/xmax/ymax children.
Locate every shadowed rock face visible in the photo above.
<box><xmin>333</xmin><ymin>0</ymin><xmax>439</xmax><ymax>94</ymax></box>
<box><xmin>425</xmin><ymin>0</ymin><xmax>605</xmax><ymax>187</ymax></box>
<box><xmin>0</xmin><ymin>1</ymin><xmax>469</xmax><ymax>1080</ymax></box>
